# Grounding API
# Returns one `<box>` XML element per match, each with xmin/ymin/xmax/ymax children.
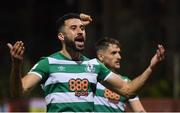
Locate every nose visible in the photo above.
<box><xmin>117</xmin><ymin>54</ymin><xmax>121</xmax><ymax>60</ymax></box>
<box><xmin>77</xmin><ymin>27</ymin><xmax>83</xmax><ymax>34</ymax></box>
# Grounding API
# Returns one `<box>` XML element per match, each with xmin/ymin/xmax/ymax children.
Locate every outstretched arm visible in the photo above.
<box><xmin>7</xmin><ymin>41</ymin><xmax>41</xmax><ymax>98</ymax></box>
<box><xmin>103</xmin><ymin>44</ymin><xmax>165</xmax><ymax>98</ymax></box>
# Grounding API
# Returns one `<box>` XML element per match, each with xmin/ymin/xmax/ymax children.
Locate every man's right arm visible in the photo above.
<box><xmin>7</xmin><ymin>41</ymin><xmax>41</xmax><ymax>98</ymax></box>
<box><xmin>10</xmin><ymin>64</ymin><xmax>41</xmax><ymax>97</ymax></box>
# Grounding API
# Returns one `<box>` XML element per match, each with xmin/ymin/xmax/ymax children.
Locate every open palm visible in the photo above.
<box><xmin>7</xmin><ymin>41</ymin><xmax>25</xmax><ymax>63</ymax></box>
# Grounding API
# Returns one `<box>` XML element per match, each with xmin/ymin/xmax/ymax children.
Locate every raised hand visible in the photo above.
<box><xmin>149</xmin><ymin>44</ymin><xmax>165</xmax><ymax>69</ymax></box>
<box><xmin>7</xmin><ymin>41</ymin><xmax>25</xmax><ymax>63</ymax></box>
<box><xmin>80</xmin><ymin>13</ymin><xmax>92</xmax><ymax>26</ymax></box>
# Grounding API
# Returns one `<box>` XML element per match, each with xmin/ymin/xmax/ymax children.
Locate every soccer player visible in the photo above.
<box><xmin>7</xmin><ymin>13</ymin><xmax>165</xmax><ymax>112</ymax></box>
<box><xmin>94</xmin><ymin>37</ymin><xmax>146</xmax><ymax>112</ymax></box>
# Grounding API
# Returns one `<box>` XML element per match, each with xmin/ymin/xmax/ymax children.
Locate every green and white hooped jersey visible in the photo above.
<box><xmin>28</xmin><ymin>52</ymin><xmax>112</xmax><ymax>112</ymax></box>
<box><xmin>94</xmin><ymin>76</ymin><xmax>139</xmax><ymax>112</ymax></box>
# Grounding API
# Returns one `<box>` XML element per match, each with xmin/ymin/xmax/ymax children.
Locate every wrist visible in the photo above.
<box><xmin>12</xmin><ymin>60</ymin><xmax>23</xmax><ymax>67</ymax></box>
<box><xmin>147</xmin><ymin>66</ymin><xmax>153</xmax><ymax>73</ymax></box>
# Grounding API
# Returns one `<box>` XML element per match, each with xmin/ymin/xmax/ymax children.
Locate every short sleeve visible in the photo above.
<box><xmin>128</xmin><ymin>96</ymin><xmax>139</xmax><ymax>102</ymax></box>
<box><xmin>97</xmin><ymin>60</ymin><xmax>111</xmax><ymax>82</ymax></box>
<box><xmin>28</xmin><ymin>57</ymin><xmax>49</xmax><ymax>83</ymax></box>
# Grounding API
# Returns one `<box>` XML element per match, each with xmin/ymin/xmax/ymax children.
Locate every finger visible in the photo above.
<box><xmin>82</xmin><ymin>21</ymin><xmax>90</xmax><ymax>25</ymax></box>
<box><xmin>156</xmin><ymin>49</ymin><xmax>161</xmax><ymax>60</ymax></box>
<box><xmin>7</xmin><ymin>43</ymin><xmax>13</xmax><ymax>50</ymax></box>
<box><xmin>18</xmin><ymin>42</ymin><xmax>24</xmax><ymax>54</ymax></box>
<box><xmin>16</xmin><ymin>46</ymin><xmax>23</xmax><ymax>55</ymax></box>
<box><xmin>89</xmin><ymin>16</ymin><xmax>92</xmax><ymax>21</ymax></box>
<box><xmin>19</xmin><ymin>47</ymin><xmax>25</xmax><ymax>56</ymax></box>
<box><xmin>11</xmin><ymin>41</ymin><xmax>23</xmax><ymax>55</ymax></box>
<box><xmin>11</xmin><ymin>41</ymin><xmax>21</xmax><ymax>54</ymax></box>
<box><xmin>158</xmin><ymin>44</ymin><xmax>165</xmax><ymax>54</ymax></box>
<box><xmin>16</xmin><ymin>42</ymin><xmax>25</xmax><ymax>55</ymax></box>
<box><xmin>87</xmin><ymin>16</ymin><xmax>92</xmax><ymax>21</ymax></box>
<box><xmin>155</xmin><ymin>44</ymin><xmax>165</xmax><ymax>62</ymax></box>
<box><xmin>158</xmin><ymin>44</ymin><xmax>161</xmax><ymax>48</ymax></box>
<box><xmin>156</xmin><ymin>49</ymin><xmax>160</xmax><ymax>56</ymax></box>
<box><xmin>81</xmin><ymin>17</ymin><xmax>92</xmax><ymax>22</ymax></box>
<box><xmin>80</xmin><ymin>13</ymin><xmax>92</xmax><ymax>21</ymax></box>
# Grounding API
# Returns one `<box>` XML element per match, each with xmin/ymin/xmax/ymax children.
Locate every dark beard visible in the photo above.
<box><xmin>64</xmin><ymin>37</ymin><xmax>84</xmax><ymax>52</ymax></box>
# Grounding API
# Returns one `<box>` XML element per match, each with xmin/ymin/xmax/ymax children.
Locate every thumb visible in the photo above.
<box><xmin>7</xmin><ymin>43</ymin><xmax>13</xmax><ymax>50</ymax></box>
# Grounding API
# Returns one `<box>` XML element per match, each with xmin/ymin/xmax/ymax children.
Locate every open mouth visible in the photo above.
<box><xmin>75</xmin><ymin>36</ymin><xmax>84</xmax><ymax>42</ymax></box>
<box><xmin>75</xmin><ymin>36</ymin><xmax>85</xmax><ymax>46</ymax></box>
<box><xmin>115</xmin><ymin>61</ymin><xmax>120</xmax><ymax>65</ymax></box>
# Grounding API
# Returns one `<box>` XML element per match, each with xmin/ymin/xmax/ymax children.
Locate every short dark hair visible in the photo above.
<box><xmin>95</xmin><ymin>37</ymin><xmax>121</xmax><ymax>53</ymax></box>
<box><xmin>56</xmin><ymin>13</ymin><xmax>80</xmax><ymax>33</ymax></box>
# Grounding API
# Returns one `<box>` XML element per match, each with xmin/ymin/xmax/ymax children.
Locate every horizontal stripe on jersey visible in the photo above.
<box><xmin>94</xmin><ymin>96</ymin><xmax>125</xmax><ymax>111</ymax></box>
<box><xmin>43</xmin><ymin>82</ymin><xmax>96</xmax><ymax>96</ymax></box>
<box><xmin>48</xmin><ymin>57</ymin><xmax>99</xmax><ymax>65</ymax></box>
<box><xmin>44</xmin><ymin>72</ymin><xmax>97</xmax><ymax>87</ymax></box>
<box><xmin>49</xmin><ymin>64</ymin><xmax>100</xmax><ymax>73</ymax></box>
<box><xmin>94</xmin><ymin>76</ymin><xmax>138</xmax><ymax>112</ymax></box>
<box><xmin>95</xmin><ymin>84</ymin><xmax>127</xmax><ymax>102</ymax></box>
<box><xmin>45</xmin><ymin>92</ymin><xmax>94</xmax><ymax>104</ymax></box>
<box><xmin>29</xmin><ymin>52</ymin><xmax>112</xmax><ymax>112</ymax></box>
<box><xmin>94</xmin><ymin>105</ymin><xmax>123</xmax><ymax>112</ymax></box>
<box><xmin>47</xmin><ymin>102</ymin><xmax>94</xmax><ymax>112</ymax></box>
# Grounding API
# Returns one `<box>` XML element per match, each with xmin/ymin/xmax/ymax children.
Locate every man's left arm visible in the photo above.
<box><xmin>102</xmin><ymin>44</ymin><xmax>165</xmax><ymax>98</ymax></box>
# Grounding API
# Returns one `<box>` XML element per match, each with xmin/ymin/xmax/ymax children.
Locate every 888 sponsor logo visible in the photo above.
<box><xmin>104</xmin><ymin>88</ymin><xmax>120</xmax><ymax>104</ymax></box>
<box><xmin>69</xmin><ymin>78</ymin><xmax>89</xmax><ymax>97</ymax></box>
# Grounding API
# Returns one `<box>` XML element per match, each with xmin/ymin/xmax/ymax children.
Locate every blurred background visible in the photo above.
<box><xmin>0</xmin><ymin>0</ymin><xmax>180</xmax><ymax>112</ymax></box>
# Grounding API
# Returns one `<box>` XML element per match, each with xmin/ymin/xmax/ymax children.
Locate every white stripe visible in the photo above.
<box><xmin>48</xmin><ymin>57</ymin><xmax>99</xmax><ymax>65</ymax></box>
<box><xmin>96</xmin><ymin>83</ymin><xmax>106</xmax><ymax>90</ymax></box>
<box><xmin>44</xmin><ymin>72</ymin><xmax>97</xmax><ymax>86</ymax></box>
<box><xmin>28</xmin><ymin>71</ymin><xmax>43</xmax><ymax>79</ymax></box>
<box><xmin>104</xmin><ymin>71</ymin><xmax>113</xmax><ymax>81</ymax></box>
<box><xmin>98</xmin><ymin>74</ymin><xmax>128</xmax><ymax>90</ymax></box>
<box><xmin>128</xmin><ymin>96</ymin><xmax>139</xmax><ymax>102</ymax></box>
<box><xmin>94</xmin><ymin>96</ymin><xmax>125</xmax><ymax>111</ymax></box>
<box><xmin>45</xmin><ymin>92</ymin><xmax>94</xmax><ymax>104</ymax></box>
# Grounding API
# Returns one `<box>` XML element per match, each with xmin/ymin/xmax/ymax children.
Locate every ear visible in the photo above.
<box><xmin>58</xmin><ymin>33</ymin><xmax>64</xmax><ymax>41</ymax></box>
<box><xmin>97</xmin><ymin>52</ymin><xmax>104</xmax><ymax>62</ymax></box>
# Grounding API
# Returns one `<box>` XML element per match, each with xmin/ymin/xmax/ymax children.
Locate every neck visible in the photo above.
<box><xmin>60</xmin><ymin>48</ymin><xmax>81</xmax><ymax>60</ymax></box>
<box><xmin>109</xmin><ymin>67</ymin><xmax>119</xmax><ymax>74</ymax></box>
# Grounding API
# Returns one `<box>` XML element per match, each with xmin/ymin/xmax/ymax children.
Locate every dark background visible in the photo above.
<box><xmin>0</xmin><ymin>0</ymin><xmax>180</xmax><ymax>102</ymax></box>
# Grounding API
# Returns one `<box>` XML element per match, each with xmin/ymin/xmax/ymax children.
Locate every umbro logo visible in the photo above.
<box><xmin>57</xmin><ymin>66</ymin><xmax>66</xmax><ymax>71</ymax></box>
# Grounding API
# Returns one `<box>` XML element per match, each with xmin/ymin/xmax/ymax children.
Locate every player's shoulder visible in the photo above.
<box><xmin>48</xmin><ymin>52</ymin><xmax>72</xmax><ymax>61</ymax></box>
<box><xmin>35</xmin><ymin>52</ymin><xmax>60</xmax><ymax>64</ymax></box>
<box><xmin>87</xmin><ymin>58</ymin><xmax>102</xmax><ymax>65</ymax></box>
<box><xmin>49</xmin><ymin>52</ymin><xmax>62</xmax><ymax>58</ymax></box>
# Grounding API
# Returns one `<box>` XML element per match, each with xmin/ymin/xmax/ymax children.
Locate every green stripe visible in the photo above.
<box><xmin>44</xmin><ymin>82</ymin><xmax>96</xmax><ymax>96</ymax></box>
<box><xmin>96</xmin><ymin>89</ymin><xmax>105</xmax><ymax>97</ymax></box>
<box><xmin>47</xmin><ymin>102</ymin><xmax>94</xmax><ymax>112</ymax></box>
<box><xmin>97</xmin><ymin>61</ymin><xmax>111</xmax><ymax>81</ymax></box>
<box><xmin>94</xmin><ymin>105</ymin><xmax>124</xmax><ymax>112</ymax></box>
<box><xmin>49</xmin><ymin>64</ymin><xmax>100</xmax><ymax>73</ymax></box>
<box><xmin>120</xmin><ymin>96</ymin><xmax>127</xmax><ymax>102</ymax></box>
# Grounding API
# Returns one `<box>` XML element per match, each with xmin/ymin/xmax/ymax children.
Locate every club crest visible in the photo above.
<box><xmin>85</xmin><ymin>63</ymin><xmax>95</xmax><ymax>73</ymax></box>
